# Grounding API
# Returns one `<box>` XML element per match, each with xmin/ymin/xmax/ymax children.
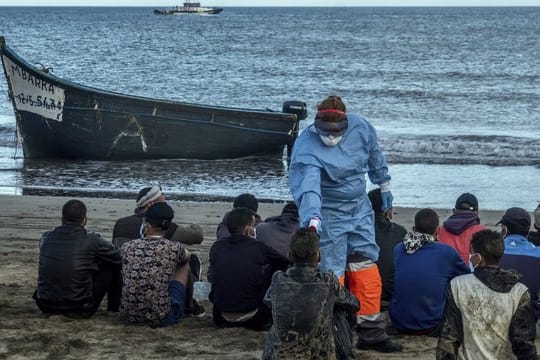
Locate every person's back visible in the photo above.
<box><xmin>120</xmin><ymin>202</ymin><xmax>191</xmax><ymax>327</ymax></box>
<box><xmin>368</xmin><ymin>188</ymin><xmax>406</xmax><ymax>302</ymax></box>
<box><xmin>216</xmin><ymin>193</ymin><xmax>262</xmax><ymax>241</ymax></box>
<box><xmin>389</xmin><ymin>209</ymin><xmax>469</xmax><ymax>334</ymax></box>
<box><xmin>210</xmin><ymin>207</ymin><xmax>288</xmax><ymax>330</ymax></box>
<box><xmin>263</xmin><ymin>228</ymin><xmax>359</xmax><ymax>360</ymax></box>
<box><xmin>35</xmin><ymin>199</ymin><xmax>121</xmax><ymax>317</ymax></box>
<box><xmin>497</xmin><ymin>207</ymin><xmax>540</xmax><ymax>321</ymax></box>
<box><xmin>256</xmin><ymin>203</ymin><xmax>300</xmax><ymax>259</ymax></box>
<box><xmin>438</xmin><ymin>193</ymin><xmax>486</xmax><ymax>264</ymax></box>
<box><xmin>437</xmin><ymin>229</ymin><xmax>537</xmax><ymax>360</ymax></box>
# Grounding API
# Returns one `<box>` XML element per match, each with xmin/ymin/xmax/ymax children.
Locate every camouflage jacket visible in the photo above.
<box><xmin>262</xmin><ymin>264</ymin><xmax>359</xmax><ymax>360</ymax></box>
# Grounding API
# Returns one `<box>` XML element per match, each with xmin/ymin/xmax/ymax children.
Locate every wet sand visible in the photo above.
<box><xmin>0</xmin><ymin>194</ymin><xmax>536</xmax><ymax>359</ymax></box>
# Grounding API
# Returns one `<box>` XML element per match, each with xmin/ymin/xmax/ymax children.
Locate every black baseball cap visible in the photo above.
<box><xmin>455</xmin><ymin>193</ymin><xmax>478</xmax><ymax>211</ymax></box>
<box><xmin>497</xmin><ymin>207</ymin><xmax>531</xmax><ymax>234</ymax></box>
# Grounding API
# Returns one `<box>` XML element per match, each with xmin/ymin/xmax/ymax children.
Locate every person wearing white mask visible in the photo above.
<box><xmin>289</xmin><ymin>95</ymin><xmax>400</xmax><ymax>352</ymax></box>
<box><xmin>208</xmin><ymin>207</ymin><xmax>289</xmax><ymax>330</ymax></box>
<box><xmin>437</xmin><ymin>229</ymin><xmax>537</xmax><ymax>359</ymax></box>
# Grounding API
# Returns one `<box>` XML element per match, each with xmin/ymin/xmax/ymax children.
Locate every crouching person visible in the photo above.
<box><xmin>263</xmin><ymin>228</ymin><xmax>360</xmax><ymax>360</ymax></box>
<box><xmin>34</xmin><ymin>199</ymin><xmax>122</xmax><ymax>318</ymax></box>
<box><xmin>120</xmin><ymin>202</ymin><xmax>191</xmax><ymax>327</ymax></box>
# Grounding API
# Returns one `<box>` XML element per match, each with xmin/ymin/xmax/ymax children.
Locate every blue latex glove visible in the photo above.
<box><xmin>379</xmin><ymin>182</ymin><xmax>393</xmax><ymax>212</ymax></box>
<box><xmin>381</xmin><ymin>191</ymin><xmax>393</xmax><ymax>212</ymax></box>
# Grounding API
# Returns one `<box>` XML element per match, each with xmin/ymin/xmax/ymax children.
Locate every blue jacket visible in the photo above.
<box><xmin>500</xmin><ymin>234</ymin><xmax>540</xmax><ymax>319</ymax></box>
<box><xmin>389</xmin><ymin>242</ymin><xmax>469</xmax><ymax>331</ymax></box>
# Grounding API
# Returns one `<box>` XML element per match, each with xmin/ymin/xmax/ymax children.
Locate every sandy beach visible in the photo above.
<box><xmin>0</xmin><ymin>194</ymin><xmax>537</xmax><ymax>359</ymax></box>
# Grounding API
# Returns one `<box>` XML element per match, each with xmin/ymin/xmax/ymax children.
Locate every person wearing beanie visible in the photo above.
<box><xmin>112</xmin><ymin>183</ymin><xmax>204</xmax><ymax>248</ymax></box>
<box><xmin>120</xmin><ymin>202</ymin><xmax>194</xmax><ymax>327</ymax></box>
<box><xmin>527</xmin><ymin>204</ymin><xmax>540</xmax><ymax>246</ymax></box>
<box><xmin>498</xmin><ymin>207</ymin><xmax>540</xmax><ymax>324</ymax></box>
<box><xmin>256</xmin><ymin>202</ymin><xmax>300</xmax><ymax>259</ymax></box>
<box><xmin>438</xmin><ymin>193</ymin><xmax>486</xmax><ymax>264</ymax></box>
<box><xmin>437</xmin><ymin>230</ymin><xmax>537</xmax><ymax>359</ymax></box>
<box><xmin>389</xmin><ymin>209</ymin><xmax>469</xmax><ymax>336</ymax></box>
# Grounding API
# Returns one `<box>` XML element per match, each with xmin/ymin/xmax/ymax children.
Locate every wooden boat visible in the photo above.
<box><xmin>154</xmin><ymin>2</ymin><xmax>224</xmax><ymax>15</ymax></box>
<box><xmin>0</xmin><ymin>37</ymin><xmax>307</xmax><ymax>160</ymax></box>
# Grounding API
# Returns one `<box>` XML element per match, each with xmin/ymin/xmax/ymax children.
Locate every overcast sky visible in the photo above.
<box><xmin>1</xmin><ymin>0</ymin><xmax>538</xmax><ymax>6</ymax></box>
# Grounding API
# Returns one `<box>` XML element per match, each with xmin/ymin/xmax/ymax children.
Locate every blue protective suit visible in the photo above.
<box><xmin>289</xmin><ymin>114</ymin><xmax>391</xmax><ymax>277</ymax></box>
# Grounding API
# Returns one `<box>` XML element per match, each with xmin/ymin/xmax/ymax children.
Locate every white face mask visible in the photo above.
<box><xmin>247</xmin><ymin>225</ymin><xmax>257</xmax><ymax>239</ymax></box>
<box><xmin>469</xmin><ymin>253</ymin><xmax>481</xmax><ymax>272</ymax></box>
<box><xmin>319</xmin><ymin>135</ymin><xmax>342</xmax><ymax>147</ymax></box>
<box><xmin>139</xmin><ymin>222</ymin><xmax>146</xmax><ymax>238</ymax></box>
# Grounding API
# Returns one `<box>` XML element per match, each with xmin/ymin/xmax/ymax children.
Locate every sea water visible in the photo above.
<box><xmin>0</xmin><ymin>7</ymin><xmax>538</xmax><ymax>210</ymax></box>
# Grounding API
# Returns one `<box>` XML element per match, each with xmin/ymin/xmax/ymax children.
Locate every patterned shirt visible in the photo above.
<box><xmin>120</xmin><ymin>237</ymin><xmax>187</xmax><ymax>326</ymax></box>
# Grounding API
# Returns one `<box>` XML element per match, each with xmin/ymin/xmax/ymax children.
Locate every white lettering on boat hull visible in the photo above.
<box><xmin>2</xmin><ymin>55</ymin><xmax>65</xmax><ymax>122</ymax></box>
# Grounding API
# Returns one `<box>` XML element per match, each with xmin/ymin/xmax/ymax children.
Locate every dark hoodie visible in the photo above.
<box><xmin>256</xmin><ymin>210</ymin><xmax>300</xmax><ymax>259</ymax></box>
<box><xmin>442</xmin><ymin>212</ymin><xmax>481</xmax><ymax>234</ymax></box>
<box><xmin>437</xmin><ymin>267</ymin><xmax>537</xmax><ymax>360</ymax></box>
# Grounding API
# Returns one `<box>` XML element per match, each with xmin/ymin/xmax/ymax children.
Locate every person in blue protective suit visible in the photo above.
<box><xmin>288</xmin><ymin>95</ymin><xmax>402</xmax><ymax>353</ymax></box>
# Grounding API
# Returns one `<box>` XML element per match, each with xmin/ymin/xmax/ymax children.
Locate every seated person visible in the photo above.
<box><xmin>209</xmin><ymin>207</ymin><xmax>289</xmax><ymax>331</ymax></box>
<box><xmin>262</xmin><ymin>228</ymin><xmax>359</xmax><ymax>360</ymax></box>
<box><xmin>438</xmin><ymin>193</ymin><xmax>486</xmax><ymax>264</ymax></box>
<box><xmin>216</xmin><ymin>193</ymin><xmax>263</xmax><ymax>241</ymax></box>
<box><xmin>120</xmin><ymin>202</ymin><xmax>192</xmax><ymax>327</ymax></box>
<box><xmin>498</xmin><ymin>207</ymin><xmax>540</xmax><ymax>322</ymax></box>
<box><xmin>389</xmin><ymin>208</ymin><xmax>469</xmax><ymax>336</ymax></box>
<box><xmin>256</xmin><ymin>202</ymin><xmax>300</xmax><ymax>259</ymax></box>
<box><xmin>33</xmin><ymin>199</ymin><xmax>121</xmax><ymax>318</ymax></box>
<box><xmin>368</xmin><ymin>188</ymin><xmax>406</xmax><ymax>303</ymax></box>
<box><xmin>437</xmin><ymin>229</ymin><xmax>537</xmax><ymax>359</ymax></box>
<box><xmin>113</xmin><ymin>183</ymin><xmax>203</xmax><ymax>248</ymax></box>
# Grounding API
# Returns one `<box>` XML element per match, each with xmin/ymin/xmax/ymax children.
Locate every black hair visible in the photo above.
<box><xmin>145</xmin><ymin>202</ymin><xmax>174</xmax><ymax>230</ymax></box>
<box><xmin>414</xmin><ymin>208</ymin><xmax>439</xmax><ymax>235</ymax></box>
<box><xmin>281</xmin><ymin>202</ymin><xmax>298</xmax><ymax>216</ymax></box>
<box><xmin>470</xmin><ymin>229</ymin><xmax>504</xmax><ymax>265</ymax></box>
<box><xmin>504</xmin><ymin>223</ymin><xmax>530</xmax><ymax>237</ymax></box>
<box><xmin>233</xmin><ymin>193</ymin><xmax>258</xmax><ymax>213</ymax></box>
<box><xmin>289</xmin><ymin>228</ymin><xmax>320</xmax><ymax>263</ymax></box>
<box><xmin>226</xmin><ymin>207</ymin><xmax>255</xmax><ymax>235</ymax></box>
<box><xmin>62</xmin><ymin>199</ymin><xmax>87</xmax><ymax>224</ymax></box>
<box><xmin>368</xmin><ymin>188</ymin><xmax>383</xmax><ymax>215</ymax></box>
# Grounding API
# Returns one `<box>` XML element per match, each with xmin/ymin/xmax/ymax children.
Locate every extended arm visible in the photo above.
<box><xmin>289</xmin><ymin>161</ymin><xmax>322</xmax><ymax>227</ymax></box>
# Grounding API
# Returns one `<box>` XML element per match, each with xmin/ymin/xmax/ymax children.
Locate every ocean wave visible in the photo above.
<box><xmin>0</xmin><ymin>124</ymin><xmax>17</xmax><ymax>147</ymax></box>
<box><xmin>381</xmin><ymin>134</ymin><xmax>540</xmax><ymax>167</ymax></box>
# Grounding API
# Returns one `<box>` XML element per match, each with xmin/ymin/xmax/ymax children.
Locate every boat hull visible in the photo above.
<box><xmin>0</xmin><ymin>37</ymin><xmax>304</xmax><ymax>160</ymax></box>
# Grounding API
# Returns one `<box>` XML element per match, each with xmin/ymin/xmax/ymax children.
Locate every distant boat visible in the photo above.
<box><xmin>0</xmin><ymin>36</ymin><xmax>308</xmax><ymax>160</ymax></box>
<box><xmin>154</xmin><ymin>2</ymin><xmax>224</xmax><ymax>15</ymax></box>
